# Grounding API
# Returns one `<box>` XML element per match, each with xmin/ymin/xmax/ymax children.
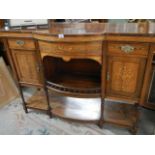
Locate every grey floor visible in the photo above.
<box><xmin>23</xmin><ymin>87</ymin><xmax>155</xmax><ymax>135</ymax></box>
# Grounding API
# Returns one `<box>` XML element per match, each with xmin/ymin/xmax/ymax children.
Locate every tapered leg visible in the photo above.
<box><xmin>44</xmin><ymin>87</ymin><xmax>52</xmax><ymax>118</ymax></box>
<box><xmin>98</xmin><ymin>98</ymin><xmax>104</xmax><ymax>128</ymax></box>
<box><xmin>18</xmin><ymin>86</ymin><xmax>28</xmax><ymax>113</ymax></box>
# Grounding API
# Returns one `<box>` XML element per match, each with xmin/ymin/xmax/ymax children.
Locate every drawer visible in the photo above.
<box><xmin>38</xmin><ymin>41</ymin><xmax>102</xmax><ymax>57</ymax></box>
<box><xmin>108</xmin><ymin>42</ymin><xmax>149</xmax><ymax>57</ymax></box>
<box><xmin>8</xmin><ymin>39</ymin><xmax>36</xmax><ymax>50</ymax></box>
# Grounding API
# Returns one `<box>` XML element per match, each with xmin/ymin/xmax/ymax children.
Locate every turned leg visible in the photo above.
<box><xmin>18</xmin><ymin>85</ymin><xmax>28</xmax><ymax>113</ymax></box>
<box><xmin>98</xmin><ymin>98</ymin><xmax>104</xmax><ymax>128</ymax></box>
<box><xmin>44</xmin><ymin>87</ymin><xmax>52</xmax><ymax>118</ymax></box>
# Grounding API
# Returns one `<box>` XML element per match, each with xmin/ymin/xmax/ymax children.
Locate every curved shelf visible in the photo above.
<box><xmin>47</xmin><ymin>81</ymin><xmax>101</xmax><ymax>97</ymax></box>
<box><xmin>26</xmin><ymin>90</ymin><xmax>137</xmax><ymax>125</ymax></box>
<box><xmin>46</xmin><ymin>73</ymin><xmax>101</xmax><ymax>98</ymax></box>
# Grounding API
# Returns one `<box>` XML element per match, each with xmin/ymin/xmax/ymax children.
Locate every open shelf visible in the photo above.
<box><xmin>26</xmin><ymin>90</ymin><xmax>48</xmax><ymax>110</ymax></box>
<box><xmin>46</xmin><ymin>73</ymin><xmax>101</xmax><ymax>97</ymax></box>
<box><xmin>48</xmin><ymin>73</ymin><xmax>101</xmax><ymax>89</ymax></box>
<box><xmin>43</xmin><ymin>56</ymin><xmax>101</xmax><ymax>97</ymax></box>
<box><xmin>26</xmin><ymin>90</ymin><xmax>137</xmax><ymax>127</ymax></box>
<box><xmin>104</xmin><ymin>102</ymin><xmax>137</xmax><ymax>127</ymax></box>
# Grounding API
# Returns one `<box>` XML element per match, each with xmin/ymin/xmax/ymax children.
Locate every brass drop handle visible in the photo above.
<box><xmin>120</xmin><ymin>45</ymin><xmax>135</xmax><ymax>53</ymax></box>
<box><xmin>16</xmin><ymin>40</ymin><xmax>25</xmax><ymax>46</ymax></box>
<box><xmin>58</xmin><ymin>46</ymin><xmax>63</xmax><ymax>50</ymax></box>
<box><xmin>58</xmin><ymin>46</ymin><xmax>73</xmax><ymax>51</ymax></box>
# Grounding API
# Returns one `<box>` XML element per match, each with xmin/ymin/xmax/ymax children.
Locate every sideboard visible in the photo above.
<box><xmin>0</xmin><ymin>23</ymin><xmax>155</xmax><ymax>134</ymax></box>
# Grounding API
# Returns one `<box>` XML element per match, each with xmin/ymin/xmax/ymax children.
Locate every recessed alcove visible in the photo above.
<box><xmin>42</xmin><ymin>56</ymin><xmax>101</xmax><ymax>97</ymax></box>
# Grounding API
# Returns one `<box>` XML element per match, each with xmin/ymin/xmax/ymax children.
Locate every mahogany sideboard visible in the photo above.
<box><xmin>0</xmin><ymin>23</ymin><xmax>155</xmax><ymax>134</ymax></box>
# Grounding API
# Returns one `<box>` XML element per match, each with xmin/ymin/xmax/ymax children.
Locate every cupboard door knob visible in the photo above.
<box><xmin>107</xmin><ymin>72</ymin><xmax>110</xmax><ymax>81</ymax></box>
<box><xmin>120</xmin><ymin>45</ymin><xmax>135</xmax><ymax>53</ymax></box>
<box><xmin>16</xmin><ymin>40</ymin><xmax>25</xmax><ymax>46</ymax></box>
<box><xmin>36</xmin><ymin>64</ymin><xmax>40</xmax><ymax>72</ymax></box>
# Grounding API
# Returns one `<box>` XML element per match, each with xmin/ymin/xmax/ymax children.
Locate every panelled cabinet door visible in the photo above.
<box><xmin>11</xmin><ymin>50</ymin><xmax>42</xmax><ymax>85</ymax></box>
<box><xmin>106</xmin><ymin>56</ymin><xmax>146</xmax><ymax>100</ymax></box>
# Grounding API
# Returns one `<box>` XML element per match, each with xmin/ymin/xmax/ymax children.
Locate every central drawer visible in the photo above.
<box><xmin>38</xmin><ymin>41</ymin><xmax>102</xmax><ymax>57</ymax></box>
<box><xmin>8</xmin><ymin>39</ymin><xmax>36</xmax><ymax>50</ymax></box>
<box><xmin>108</xmin><ymin>42</ymin><xmax>149</xmax><ymax>57</ymax></box>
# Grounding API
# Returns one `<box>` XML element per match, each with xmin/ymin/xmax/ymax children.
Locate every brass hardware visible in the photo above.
<box><xmin>120</xmin><ymin>45</ymin><xmax>135</xmax><ymax>53</ymax></box>
<box><xmin>58</xmin><ymin>46</ymin><xmax>73</xmax><ymax>51</ymax></box>
<box><xmin>107</xmin><ymin>72</ymin><xmax>110</xmax><ymax>81</ymax></box>
<box><xmin>36</xmin><ymin>64</ymin><xmax>40</xmax><ymax>72</ymax></box>
<box><xmin>16</xmin><ymin>40</ymin><xmax>25</xmax><ymax>46</ymax></box>
<box><xmin>58</xmin><ymin>46</ymin><xmax>63</xmax><ymax>50</ymax></box>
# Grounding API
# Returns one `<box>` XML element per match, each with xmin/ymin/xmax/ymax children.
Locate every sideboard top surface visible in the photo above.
<box><xmin>1</xmin><ymin>23</ymin><xmax>155</xmax><ymax>42</ymax></box>
<box><xmin>0</xmin><ymin>23</ymin><xmax>155</xmax><ymax>35</ymax></box>
<box><xmin>35</xmin><ymin>23</ymin><xmax>155</xmax><ymax>36</ymax></box>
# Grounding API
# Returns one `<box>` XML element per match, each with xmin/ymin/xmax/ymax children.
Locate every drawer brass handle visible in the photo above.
<box><xmin>58</xmin><ymin>46</ymin><xmax>73</xmax><ymax>51</ymax></box>
<box><xmin>16</xmin><ymin>40</ymin><xmax>25</xmax><ymax>46</ymax></box>
<box><xmin>120</xmin><ymin>45</ymin><xmax>135</xmax><ymax>53</ymax></box>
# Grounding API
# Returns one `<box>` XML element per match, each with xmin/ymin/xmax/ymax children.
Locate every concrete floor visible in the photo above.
<box><xmin>24</xmin><ymin>87</ymin><xmax>155</xmax><ymax>135</ymax></box>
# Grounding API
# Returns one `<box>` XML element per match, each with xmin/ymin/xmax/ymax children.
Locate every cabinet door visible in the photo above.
<box><xmin>11</xmin><ymin>50</ymin><xmax>42</xmax><ymax>85</ymax></box>
<box><xmin>106</xmin><ymin>56</ymin><xmax>146</xmax><ymax>100</ymax></box>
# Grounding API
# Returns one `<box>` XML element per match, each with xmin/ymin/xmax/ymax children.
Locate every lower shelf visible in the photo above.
<box><xmin>104</xmin><ymin>103</ymin><xmax>137</xmax><ymax>127</ymax></box>
<box><xmin>26</xmin><ymin>90</ymin><xmax>137</xmax><ymax>127</ymax></box>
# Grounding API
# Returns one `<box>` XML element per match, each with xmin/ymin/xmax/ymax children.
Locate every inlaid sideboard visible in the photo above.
<box><xmin>0</xmin><ymin>23</ymin><xmax>155</xmax><ymax>134</ymax></box>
